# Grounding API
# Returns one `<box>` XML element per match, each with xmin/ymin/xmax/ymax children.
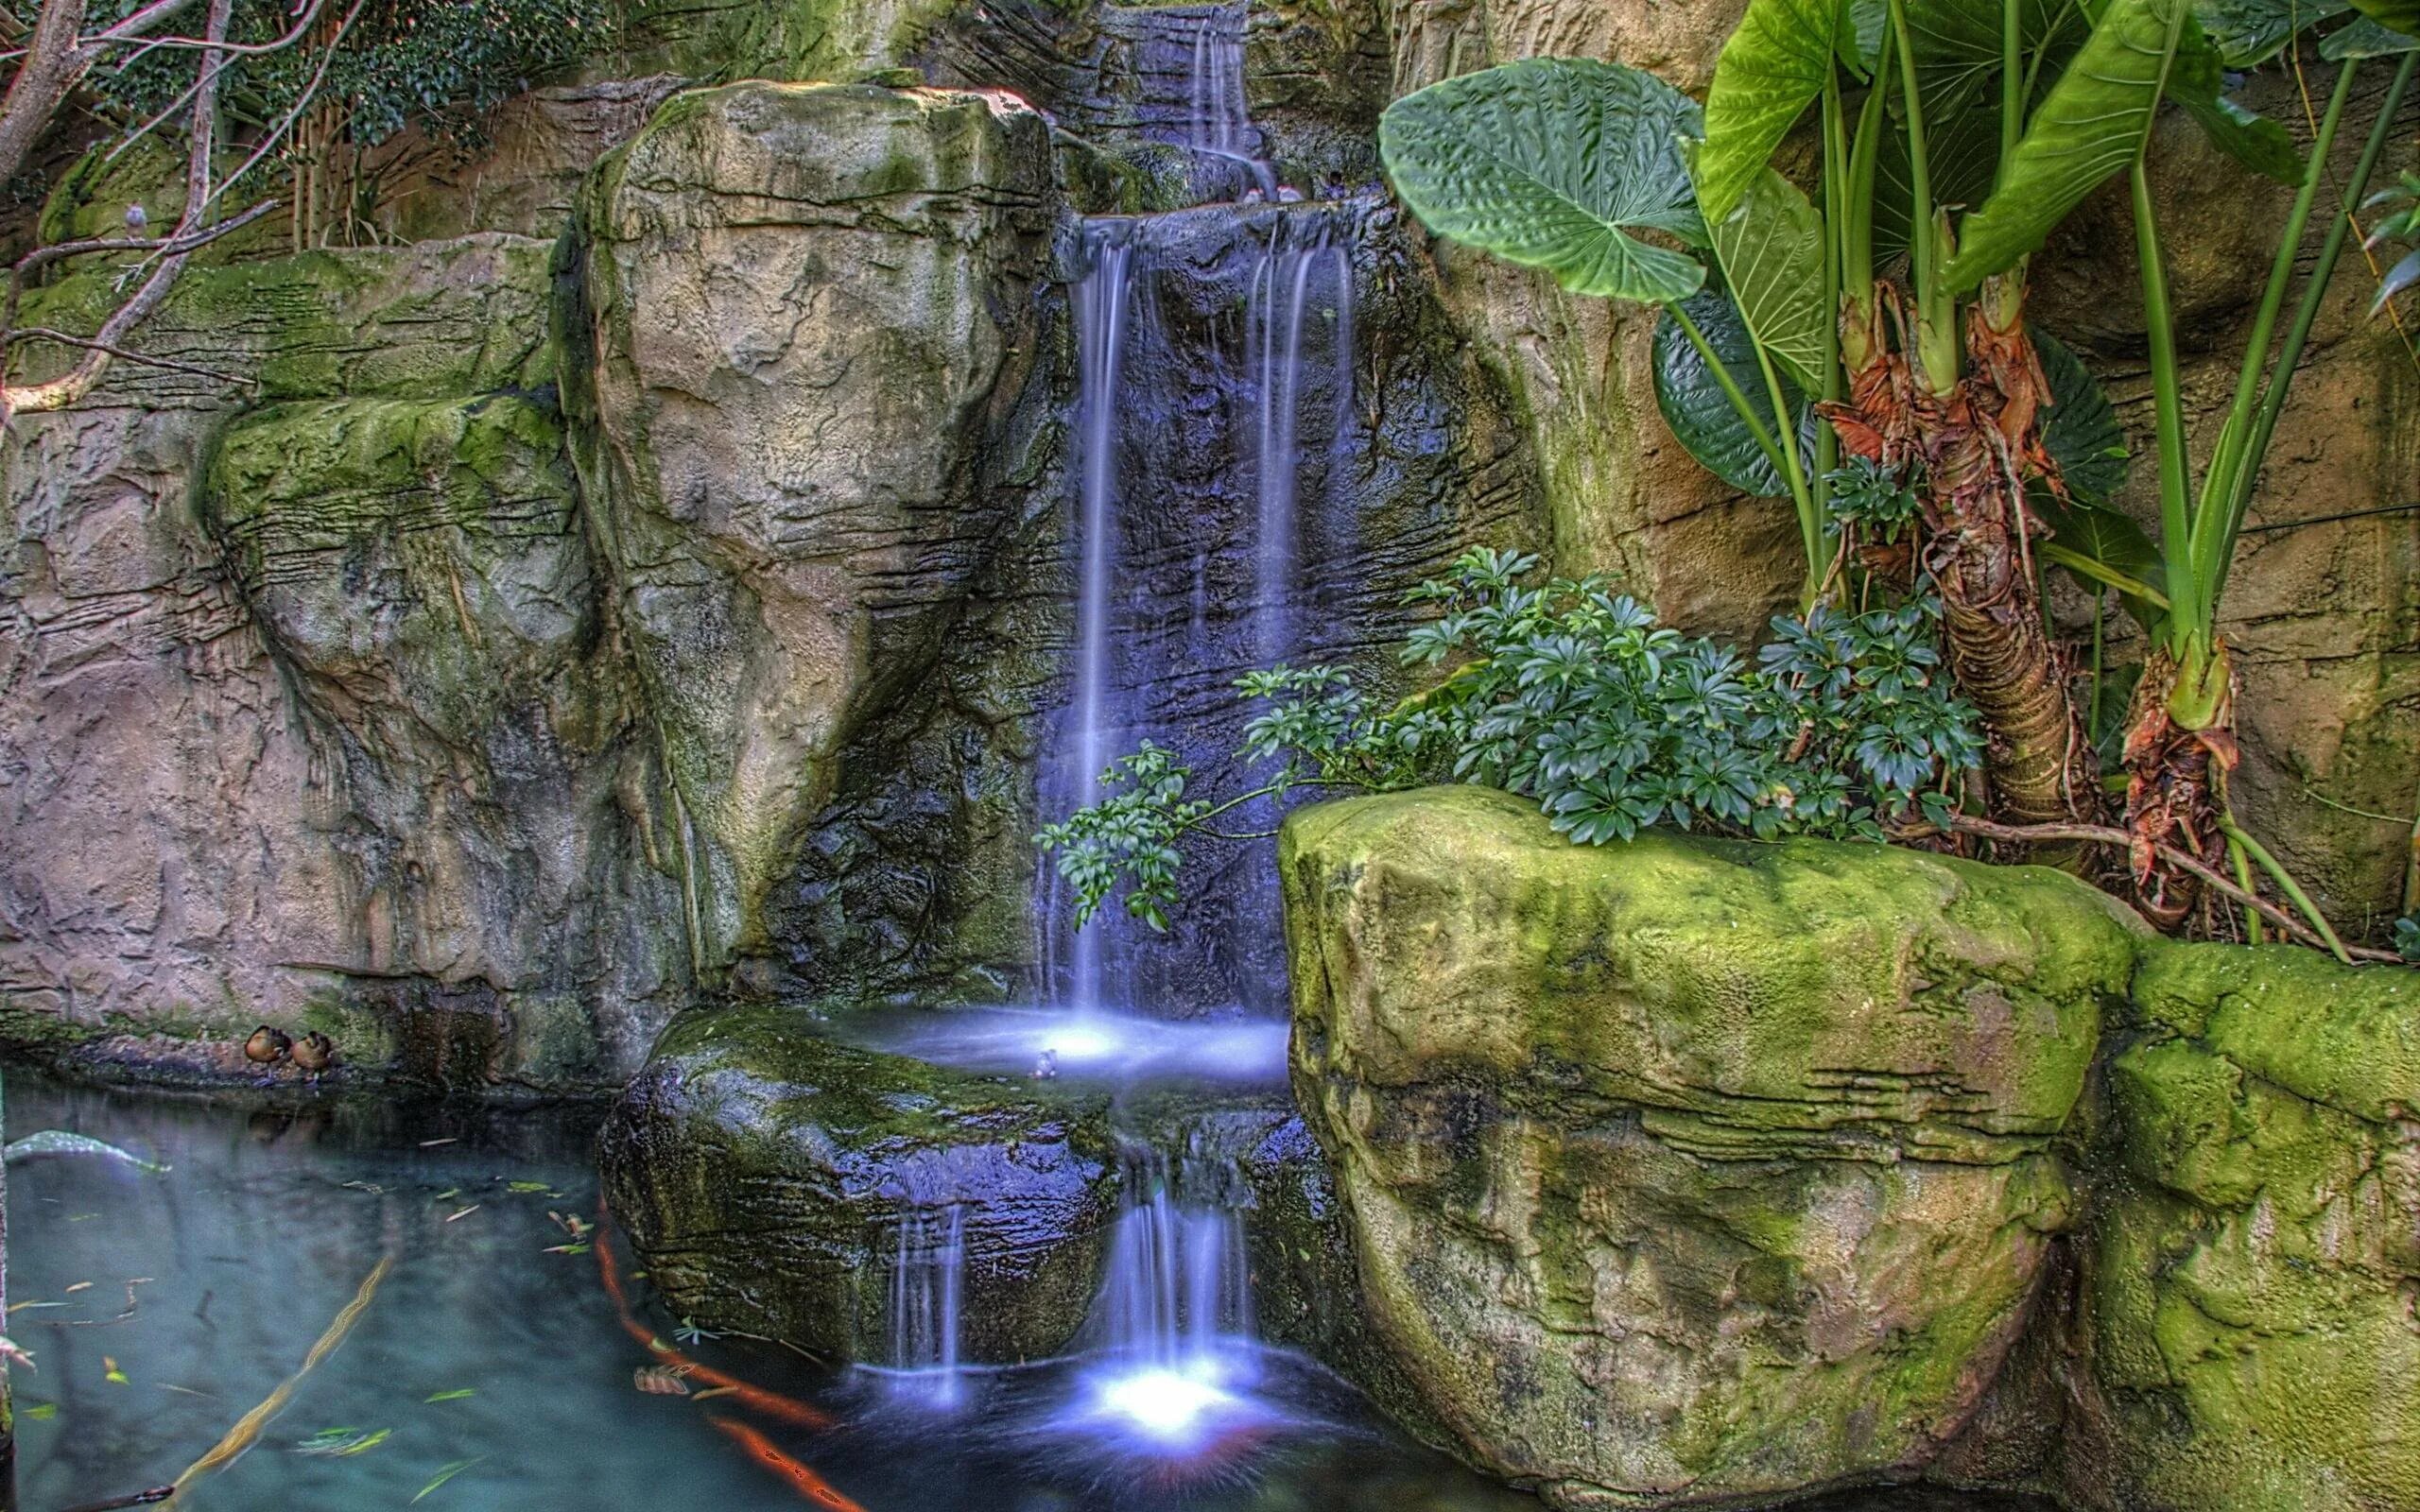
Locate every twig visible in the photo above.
<box><xmin>60</xmin><ymin>1488</ymin><xmax>174</xmax><ymax>1512</ymax></box>
<box><xmin>2241</xmin><ymin>499</ymin><xmax>2420</xmax><ymax>534</ymax></box>
<box><xmin>8</xmin><ymin>327</ymin><xmax>253</xmax><ymax>385</ymax></box>
<box><xmin>1935</xmin><ymin>814</ymin><xmax>2399</xmax><ymax>963</ymax></box>
<box><xmin>164</xmin><ymin>1254</ymin><xmax>393</xmax><ymax>1506</ymax></box>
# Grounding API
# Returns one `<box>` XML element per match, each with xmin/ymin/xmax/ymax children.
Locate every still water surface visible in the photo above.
<box><xmin>6</xmin><ymin>1073</ymin><xmax>2049</xmax><ymax>1512</ymax></box>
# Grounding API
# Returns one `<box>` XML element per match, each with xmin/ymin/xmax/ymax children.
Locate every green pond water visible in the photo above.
<box><xmin>4</xmin><ymin>1071</ymin><xmax>2055</xmax><ymax>1512</ymax></box>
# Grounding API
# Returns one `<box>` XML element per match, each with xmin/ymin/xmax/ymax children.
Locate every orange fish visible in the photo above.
<box><xmin>707</xmin><ymin>1415</ymin><xmax>866</xmax><ymax>1512</ymax></box>
<box><xmin>593</xmin><ymin>1204</ymin><xmax>833</xmax><ymax>1430</ymax></box>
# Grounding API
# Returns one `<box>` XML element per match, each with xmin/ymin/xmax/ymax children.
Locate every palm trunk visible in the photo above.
<box><xmin>1827</xmin><ymin>279</ymin><xmax>2100</xmax><ymax>834</ymax></box>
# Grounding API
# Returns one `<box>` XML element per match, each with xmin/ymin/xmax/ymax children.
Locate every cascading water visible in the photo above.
<box><xmin>884</xmin><ymin>1203</ymin><xmax>967</xmax><ymax>1407</ymax></box>
<box><xmin>1067</xmin><ymin>1152</ymin><xmax>1265</xmax><ymax>1450</ymax></box>
<box><xmin>1180</xmin><ymin>6</ymin><xmax>1275</xmax><ymax>200</ymax></box>
<box><xmin>1043</xmin><ymin>203</ymin><xmax>1359</xmax><ymax>1020</ymax></box>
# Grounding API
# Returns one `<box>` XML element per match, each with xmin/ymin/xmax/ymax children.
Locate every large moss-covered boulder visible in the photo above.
<box><xmin>568</xmin><ymin>81</ymin><xmax>1061</xmax><ymax>1001</ymax></box>
<box><xmin>1281</xmin><ymin>785</ymin><xmax>2139</xmax><ymax>1508</ymax></box>
<box><xmin>599</xmin><ymin>1005</ymin><xmax>1119</xmax><ymax>1362</ymax></box>
<box><xmin>2063</xmin><ymin>943</ymin><xmax>2420</xmax><ymax>1512</ymax></box>
<box><xmin>0</xmin><ymin>234</ymin><xmax>686</xmax><ymax>1092</ymax></box>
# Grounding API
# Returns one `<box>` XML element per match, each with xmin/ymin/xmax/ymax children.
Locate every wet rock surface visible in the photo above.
<box><xmin>1281</xmin><ymin>785</ymin><xmax>2138</xmax><ymax>1508</ymax></box>
<box><xmin>2054</xmin><ymin>945</ymin><xmax>2420</xmax><ymax>1512</ymax></box>
<box><xmin>567</xmin><ymin>81</ymin><xmax>1066</xmax><ymax>1005</ymax></box>
<box><xmin>599</xmin><ymin>1003</ymin><xmax>1119</xmax><ymax>1363</ymax></box>
<box><xmin>0</xmin><ymin>235</ymin><xmax>686</xmax><ymax>1094</ymax></box>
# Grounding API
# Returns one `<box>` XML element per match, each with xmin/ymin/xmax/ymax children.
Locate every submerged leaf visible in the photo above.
<box><xmin>412</xmin><ymin>1457</ymin><xmax>489</xmax><ymax>1503</ymax></box>
<box><xmin>1379</xmin><ymin>58</ymin><xmax>1708</xmax><ymax>302</ymax></box>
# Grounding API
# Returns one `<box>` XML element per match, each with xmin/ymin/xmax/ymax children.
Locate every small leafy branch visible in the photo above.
<box><xmin>1038</xmin><ymin>549</ymin><xmax>1984</xmax><ymax>932</ymax></box>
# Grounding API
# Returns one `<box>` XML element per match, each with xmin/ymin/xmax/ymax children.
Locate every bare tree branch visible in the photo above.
<box><xmin>3</xmin><ymin>0</ymin><xmax>231</xmax><ymax>421</ymax></box>
<box><xmin>0</xmin><ymin>0</ymin><xmax>91</xmax><ymax>188</ymax></box>
<box><xmin>1932</xmin><ymin>814</ymin><xmax>2402</xmax><ymax>964</ymax></box>
<box><xmin>8</xmin><ymin>325</ymin><xmax>255</xmax><ymax>385</ymax></box>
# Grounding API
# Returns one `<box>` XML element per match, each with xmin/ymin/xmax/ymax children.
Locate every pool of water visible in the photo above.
<box><xmin>4</xmin><ymin>1072</ymin><xmax>2055</xmax><ymax>1512</ymax></box>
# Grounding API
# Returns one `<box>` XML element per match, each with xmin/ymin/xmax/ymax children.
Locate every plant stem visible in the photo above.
<box><xmin>2131</xmin><ymin>158</ymin><xmax>2202</xmax><ymax>651</ymax></box>
<box><xmin>2000</xmin><ymin>0</ymin><xmax>2022</xmax><ymax>179</ymax></box>
<box><xmin>2227</xmin><ymin>832</ymin><xmax>2265</xmax><ymax>944</ymax></box>
<box><xmin>2219</xmin><ymin>816</ymin><xmax>2354</xmax><ymax>965</ymax></box>
<box><xmin>1670</xmin><ymin>299</ymin><xmax>1792</xmax><ymax>482</ymax></box>
<box><xmin>2214</xmin><ymin>49</ymin><xmax>2420</xmax><ymax>604</ymax></box>
<box><xmin>2192</xmin><ymin>58</ymin><xmax>2360</xmax><ymax>607</ymax></box>
<box><xmin>1819</xmin><ymin>68</ymin><xmax>1845</xmax><ymax>578</ymax></box>
<box><xmin>2089</xmin><ymin>582</ymin><xmax>2104</xmax><ymax>739</ymax></box>
<box><xmin>1889</xmin><ymin>0</ymin><xmax>1934</xmax><ymax>288</ymax></box>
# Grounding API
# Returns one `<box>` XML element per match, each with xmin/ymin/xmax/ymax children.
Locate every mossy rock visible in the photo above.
<box><xmin>2066</xmin><ymin>939</ymin><xmax>2420</xmax><ymax>1512</ymax></box>
<box><xmin>598</xmin><ymin>1005</ymin><xmax>1120</xmax><ymax>1363</ymax></box>
<box><xmin>1282</xmin><ymin>785</ymin><xmax>2141</xmax><ymax>1508</ymax></box>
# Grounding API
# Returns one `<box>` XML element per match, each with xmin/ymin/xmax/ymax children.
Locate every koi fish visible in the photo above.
<box><xmin>706</xmin><ymin>1416</ymin><xmax>865</xmax><ymax>1512</ymax></box>
<box><xmin>592</xmin><ymin>1203</ymin><xmax>832</xmax><ymax>1429</ymax></box>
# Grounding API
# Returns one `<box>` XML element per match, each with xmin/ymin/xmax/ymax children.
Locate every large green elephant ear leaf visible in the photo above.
<box><xmin>2322</xmin><ymin>14</ymin><xmax>2420</xmax><ymax>56</ymax></box>
<box><xmin>1379</xmin><ymin>58</ymin><xmax>1709</xmax><ymax>303</ymax></box>
<box><xmin>2034</xmin><ymin>331</ymin><xmax>2130</xmax><ymax>506</ymax></box>
<box><xmin>1697</xmin><ymin>0</ymin><xmax>1858</xmax><ymax>224</ymax></box>
<box><xmin>2348</xmin><ymin>0</ymin><xmax>2420</xmax><ymax>33</ymax></box>
<box><xmin>1692</xmin><ymin>154</ymin><xmax>1830</xmax><ymax>392</ymax></box>
<box><xmin>2196</xmin><ymin>0</ymin><xmax>2350</xmax><ymax>66</ymax></box>
<box><xmin>2170</xmin><ymin>16</ymin><xmax>2303</xmax><ymax>182</ymax></box>
<box><xmin>1942</xmin><ymin>0</ymin><xmax>2188</xmax><ymax>296</ymax></box>
<box><xmin>1653</xmin><ymin>284</ymin><xmax>1815</xmax><ymax>497</ymax></box>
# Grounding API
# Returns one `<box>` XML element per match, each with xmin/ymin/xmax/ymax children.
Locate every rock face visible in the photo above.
<box><xmin>0</xmin><ymin>236</ymin><xmax>687</xmax><ymax>1093</ymax></box>
<box><xmin>2061</xmin><ymin>944</ymin><xmax>2420</xmax><ymax>1512</ymax></box>
<box><xmin>568</xmin><ymin>81</ymin><xmax>1063</xmax><ymax>1004</ymax></box>
<box><xmin>1281</xmin><ymin>785</ymin><xmax>2136</xmax><ymax>1507</ymax></box>
<box><xmin>598</xmin><ymin>1004</ymin><xmax>1119</xmax><ymax>1362</ymax></box>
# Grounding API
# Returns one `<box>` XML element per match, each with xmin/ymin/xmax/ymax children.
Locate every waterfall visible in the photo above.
<box><xmin>1095</xmin><ymin>1176</ymin><xmax>1253</xmax><ymax>1373</ymax></box>
<box><xmin>1249</xmin><ymin>215</ymin><xmax>1355</xmax><ymax>662</ymax></box>
<box><xmin>886</xmin><ymin>1203</ymin><xmax>967</xmax><ymax>1406</ymax></box>
<box><xmin>1180</xmin><ymin>7</ymin><xmax>1274</xmax><ymax>200</ymax></box>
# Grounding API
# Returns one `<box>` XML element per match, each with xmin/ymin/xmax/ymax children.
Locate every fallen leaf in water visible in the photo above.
<box><xmin>63</xmin><ymin>1282</ymin><xmax>93</xmax><ymax>1296</ymax></box>
<box><xmin>633</xmin><ymin>1364</ymin><xmax>694</xmax><ymax>1396</ymax></box>
<box><xmin>505</xmin><ymin>1181</ymin><xmax>555</xmax><ymax>1195</ymax></box>
<box><xmin>411</xmin><ymin>1455</ymin><xmax>488</xmax><ymax>1503</ymax></box>
<box><xmin>0</xmin><ymin>1335</ymin><xmax>35</xmax><ymax>1372</ymax></box>
<box><xmin>442</xmin><ymin>1205</ymin><xmax>480</xmax><ymax>1223</ymax></box>
<box><xmin>690</xmin><ymin>1385</ymin><xmax>736</xmax><ymax>1402</ymax></box>
<box><xmin>295</xmin><ymin>1426</ymin><xmax>389</xmax><ymax>1457</ymax></box>
<box><xmin>341</xmin><ymin>1180</ymin><xmax>385</xmax><ymax>1195</ymax></box>
<box><xmin>432</xmin><ymin>1189</ymin><xmax>459</xmax><ymax>1201</ymax></box>
<box><xmin>6</xmin><ymin>1301</ymin><xmax>62</xmax><ymax>1314</ymax></box>
<box><xmin>418</xmin><ymin>1138</ymin><xmax>458</xmax><ymax>1148</ymax></box>
<box><xmin>542</xmin><ymin>1242</ymin><xmax>591</xmax><ymax>1256</ymax></box>
<box><xmin>102</xmin><ymin>1357</ymin><xmax>128</xmax><ymax>1384</ymax></box>
<box><xmin>26</xmin><ymin>1403</ymin><xmax>55</xmax><ymax>1420</ymax></box>
<box><xmin>159</xmin><ymin>1383</ymin><xmax>213</xmax><ymax>1399</ymax></box>
<box><xmin>424</xmin><ymin>1388</ymin><xmax>475</xmax><ymax>1403</ymax></box>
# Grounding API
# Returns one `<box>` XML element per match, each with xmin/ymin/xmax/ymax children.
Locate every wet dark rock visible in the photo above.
<box><xmin>598</xmin><ymin>1004</ymin><xmax>1120</xmax><ymax>1363</ymax></box>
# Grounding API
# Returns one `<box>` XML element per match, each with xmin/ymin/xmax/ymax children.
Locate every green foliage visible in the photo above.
<box><xmin>2363</xmin><ymin>170</ymin><xmax>2420</xmax><ymax>313</ymax></box>
<box><xmin>1696</xmin><ymin>0</ymin><xmax>1866</xmax><ymax>223</ymax></box>
<box><xmin>1376</xmin><ymin>58</ymin><xmax>1709</xmax><ymax>302</ymax></box>
<box><xmin>1942</xmin><ymin>0</ymin><xmax>2190</xmax><ymax>294</ymax></box>
<box><xmin>2394</xmin><ymin>915</ymin><xmax>2420</xmax><ymax>962</ymax></box>
<box><xmin>1696</xmin><ymin>160</ymin><xmax>1831</xmax><ymax>392</ymax></box>
<box><xmin>1652</xmin><ymin>284</ymin><xmax>1814</xmax><ymax>498</ymax></box>
<box><xmin>92</xmin><ymin>0</ymin><xmax>610</xmax><ymax>161</ymax></box>
<box><xmin>1037</xmin><ymin>550</ymin><xmax>1983</xmax><ymax>930</ymax></box>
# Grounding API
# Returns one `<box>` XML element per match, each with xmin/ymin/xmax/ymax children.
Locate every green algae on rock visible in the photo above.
<box><xmin>2064</xmin><ymin>942</ymin><xmax>2420</xmax><ymax>1512</ymax></box>
<box><xmin>1281</xmin><ymin>785</ymin><xmax>2141</xmax><ymax>1507</ymax></box>
<box><xmin>599</xmin><ymin>1004</ymin><xmax>1119</xmax><ymax>1363</ymax></box>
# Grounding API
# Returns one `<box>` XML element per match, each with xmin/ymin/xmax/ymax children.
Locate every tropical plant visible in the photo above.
<box><xmin>1038</xmin><ymin>549</ymin><xmax>1982</xmax><ymax>930</ymax></box>
<box><xmin>1378</xmin><ymin>0</ymin><xmax>2305</xmax><ymax>838</ymax></box>
<box><xmin>2101</xmin><ymin>0</ymin><xmax>2417</xmax><ymax>928</ymax></box>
